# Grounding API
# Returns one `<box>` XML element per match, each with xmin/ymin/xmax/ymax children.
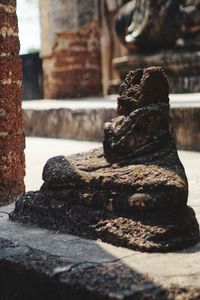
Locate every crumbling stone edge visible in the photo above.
<box><xmin>0</xmin><ymin>237</ymin><xmax>200</xmax><ymax>300</ymax></box>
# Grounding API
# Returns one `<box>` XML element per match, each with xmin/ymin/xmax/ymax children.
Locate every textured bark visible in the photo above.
<box><xmin>0</xmin><ymin>0</ymin><xmax>25</xmax><ymax>204</ymax></box>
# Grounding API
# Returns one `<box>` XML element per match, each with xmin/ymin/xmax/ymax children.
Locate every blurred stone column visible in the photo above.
<box><xmin>0</xmin><ymin>0</ymin><xmax>25</xmax><ymax>204</ymax></box>
<box><xmin>40</xmin><ymin>0</ymin><xmax>102</xmax><ymax>98</ymax></box>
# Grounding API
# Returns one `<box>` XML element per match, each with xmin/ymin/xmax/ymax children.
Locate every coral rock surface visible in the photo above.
<box><xmin>10</xmin><ymin>67</ymin><xmax>199</xmax><ymax>252</ymax></box>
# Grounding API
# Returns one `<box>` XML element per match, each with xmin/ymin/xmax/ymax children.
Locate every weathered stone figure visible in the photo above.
<box><xmin>112</xmin><ymin>0</ymin><xmax>200</xmax><ymax>93</ymax></box>
<box><xmin>0</xmin><ymin>0</ymin><xmax>25</xmax><ymax>204</ymax></box>
<box><xmin>115</xmin><ymin>0</ymin><xmax>200</xmax><ymax>51</ymax></box>
<box><xmin>10</xmin><ymin>67</ymin><xmax>199</xmax><ymax>252</ymax></box>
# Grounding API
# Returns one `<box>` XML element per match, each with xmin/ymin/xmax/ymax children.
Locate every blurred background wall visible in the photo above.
<box><xmin>17</xmin><ymin>0</ymin><xmax>200</xmax><ymax>99</ymax></box>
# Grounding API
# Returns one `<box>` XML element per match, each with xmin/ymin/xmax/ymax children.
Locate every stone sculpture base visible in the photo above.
<box><xmin>10</xmin><ymin>67</ymin><xmax>200</xmax><ymax>252</ymax></box>
<box><xmin>10</xmin><ymin>147</ymin><xmax>199</xmax><ymax>252</ymax></box>
<box><xmin>110</xmin><ymin>50</ymin><xmax>200</xmax><ymax>94</ymax></box>
<box><xmin>10</xmin><ymin>192</ymin><xmax>199</xmax><ymax>253</ymax></box>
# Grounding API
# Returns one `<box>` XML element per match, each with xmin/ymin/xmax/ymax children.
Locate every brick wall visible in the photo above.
<box><xmin>40</xmin><ymin>0</ymin><xmax>102</xmax><ymax>99</ymax></box>
<box><xmin>43</xmin><ymin>21</ymin><xmax>102</xmax><ymax>98</ymax></box>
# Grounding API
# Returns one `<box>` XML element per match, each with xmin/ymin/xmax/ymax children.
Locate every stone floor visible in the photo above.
<box><xmin>0</xmin><ymin>138</ymin><xmax>200</xmax><ymax>299</ymax></box>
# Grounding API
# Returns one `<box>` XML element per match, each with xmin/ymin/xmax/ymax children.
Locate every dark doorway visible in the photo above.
<box><xmin>21</xmin><ymin>52</ymin><xmax>43</xmax><ymax>100</ymax></box>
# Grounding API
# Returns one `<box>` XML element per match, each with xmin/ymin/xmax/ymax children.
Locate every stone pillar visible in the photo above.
<box><xmin>40</xmin><ymin>0</ymin><xmax>102</xmax><ymax>98</ymax></box>
<box><xmin>0</xmin><ymin>0</ymin><xmax>25</xmax><ymax>204</ymax></box>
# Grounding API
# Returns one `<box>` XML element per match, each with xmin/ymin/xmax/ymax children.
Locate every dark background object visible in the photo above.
<box><xmin>21</xmin><ymin>52</ymin><xmax>43</xmax><ymax>100</ymax></box>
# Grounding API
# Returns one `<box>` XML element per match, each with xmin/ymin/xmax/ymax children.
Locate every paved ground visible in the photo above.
<box><xmin>22</xmin><ymin>94</ymin><xmax>200</xmax><ymax>111</ymax></box>
<box><xmin>0</xmin><ymin>137</ymin><xmax>200</xmax><ymax>298</ymax></box>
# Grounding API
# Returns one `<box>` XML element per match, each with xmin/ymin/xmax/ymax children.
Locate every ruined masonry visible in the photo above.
<box><xmin>10</xmin><ymin>67</ymin><xmax>199</xmax><ymax>252</ymax></box>
<box><xmin>40</xmin><ymin>0</ymin><xmax>102</xmax><ymax>98</ymax></box>
<box><xmin>0</xmin><ymin>0</ymin><xmax>25</xmax><ymax>204</ymax></box>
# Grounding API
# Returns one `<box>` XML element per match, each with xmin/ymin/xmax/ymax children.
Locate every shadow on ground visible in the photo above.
<box><xmin>0</xmin><ymin>205</ymin><xmax>200</xmax><ymax>299</ymax></box>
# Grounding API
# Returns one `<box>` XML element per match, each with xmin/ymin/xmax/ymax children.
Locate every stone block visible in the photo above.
<box><xmin>22</xmin><ymin>99</ymin><xmax>200</xmax><ymax>152</ymax></box>
<box><xmin>41</xmin><ymin>0</ymin><xmax>102</xmax><ymax>98</ymax></box>
<box><xmin>23</xmin><ymin>107</ymin><xmax>116</xmax><ymax>141</ymax></box>
<box><xmin>43</xmin><ymin>21</ymin><xmax>102</xmax><ymax>98</ymax></box>
<box><xmin>171</xmin><ymin>107</ymin><xmax>200</xmax><ymax>151</ymax></box>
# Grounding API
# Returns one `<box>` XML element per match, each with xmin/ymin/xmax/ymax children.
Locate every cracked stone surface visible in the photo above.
<box><xmin>10</xmin><ymin>67</ymin><xmax>199</xmax><ymax>252</ymax></box>
<box><xmin>1</xmin><ymin>201</ymin><xmax>200</xmax><ymax>299</ymax></box>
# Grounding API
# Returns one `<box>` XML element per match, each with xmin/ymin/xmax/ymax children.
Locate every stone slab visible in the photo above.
<box><xmin>113</xmin><ymin>52</ymin><xmax>200</xmax><ymax>93</ymax></box>
<box><xmin>22</xmin><ymin>95</ymin><xmax>200</xmax><ymax>151</ymax></box>
<box><xmin>0</xmin><ymin>200</ymin><xmax>200</xmax><ymax>299</ymax></box>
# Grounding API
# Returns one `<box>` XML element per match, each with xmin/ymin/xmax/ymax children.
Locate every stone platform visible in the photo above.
<box><xmin>113</xmin><ymin>51</ymin><xmax>200</xmax><ymax>94</ymax></box>
<box><xmin>22</xmin><ymin>94</ymin><xmax>200</xmax><ymax>151</ymax></box>
<box><xmin>0</xmin><ymin>138</ymin><xmax>200</xmax><ymax>299</ymax></box>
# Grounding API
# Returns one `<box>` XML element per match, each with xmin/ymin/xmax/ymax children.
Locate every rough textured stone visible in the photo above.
<box><xmin>40</xmin><ymin>0</ymin><xmax>102</xmax><ymax>98</ymax></box>
<box><xmin>1</xmin><ymin>148</ymin><xmax>200</xmax><ymax>299</ymax></box>
<box><xmin>2</xmin><ymin>140</ymin><xmax>200</xmax><ymax>298</ymax></box>
<box><xmin>104</xmin><ymin>68</ymin><xmax>170</xmax><ymax>160</ymax></box>
<box><xmin>0</xmin><ymin>242</ymin><xmax>154</xmax><ymax>300</ymax></box>
<box><xmin>10</xmin><ymin>190</ymin><xmax>199</xmax><ymax>252</ymax></box>
<box><xmin>2</xmin><ymin>236</ymin><xmax>200</xmax><ymax>300</ymax></box>
<box><xmin>0</xmin><ymin>0</ymin><xmax>25</xmax><ymax>205</ymax></box>
<box><xmin>11</xmin><ymin>67</ymin><xmax>199</xmax><ymax>252</ymax></box>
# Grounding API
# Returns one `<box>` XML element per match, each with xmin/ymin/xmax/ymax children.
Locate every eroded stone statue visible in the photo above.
<box><xmin>115</xmin><ymin>0</ymin><xmax>200</xmax><ymax>51</ymax></box>
<box><xmin>10</xmin><ymin>67</ymin><xmax>199</xmax><ymax>252</ymax></box>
